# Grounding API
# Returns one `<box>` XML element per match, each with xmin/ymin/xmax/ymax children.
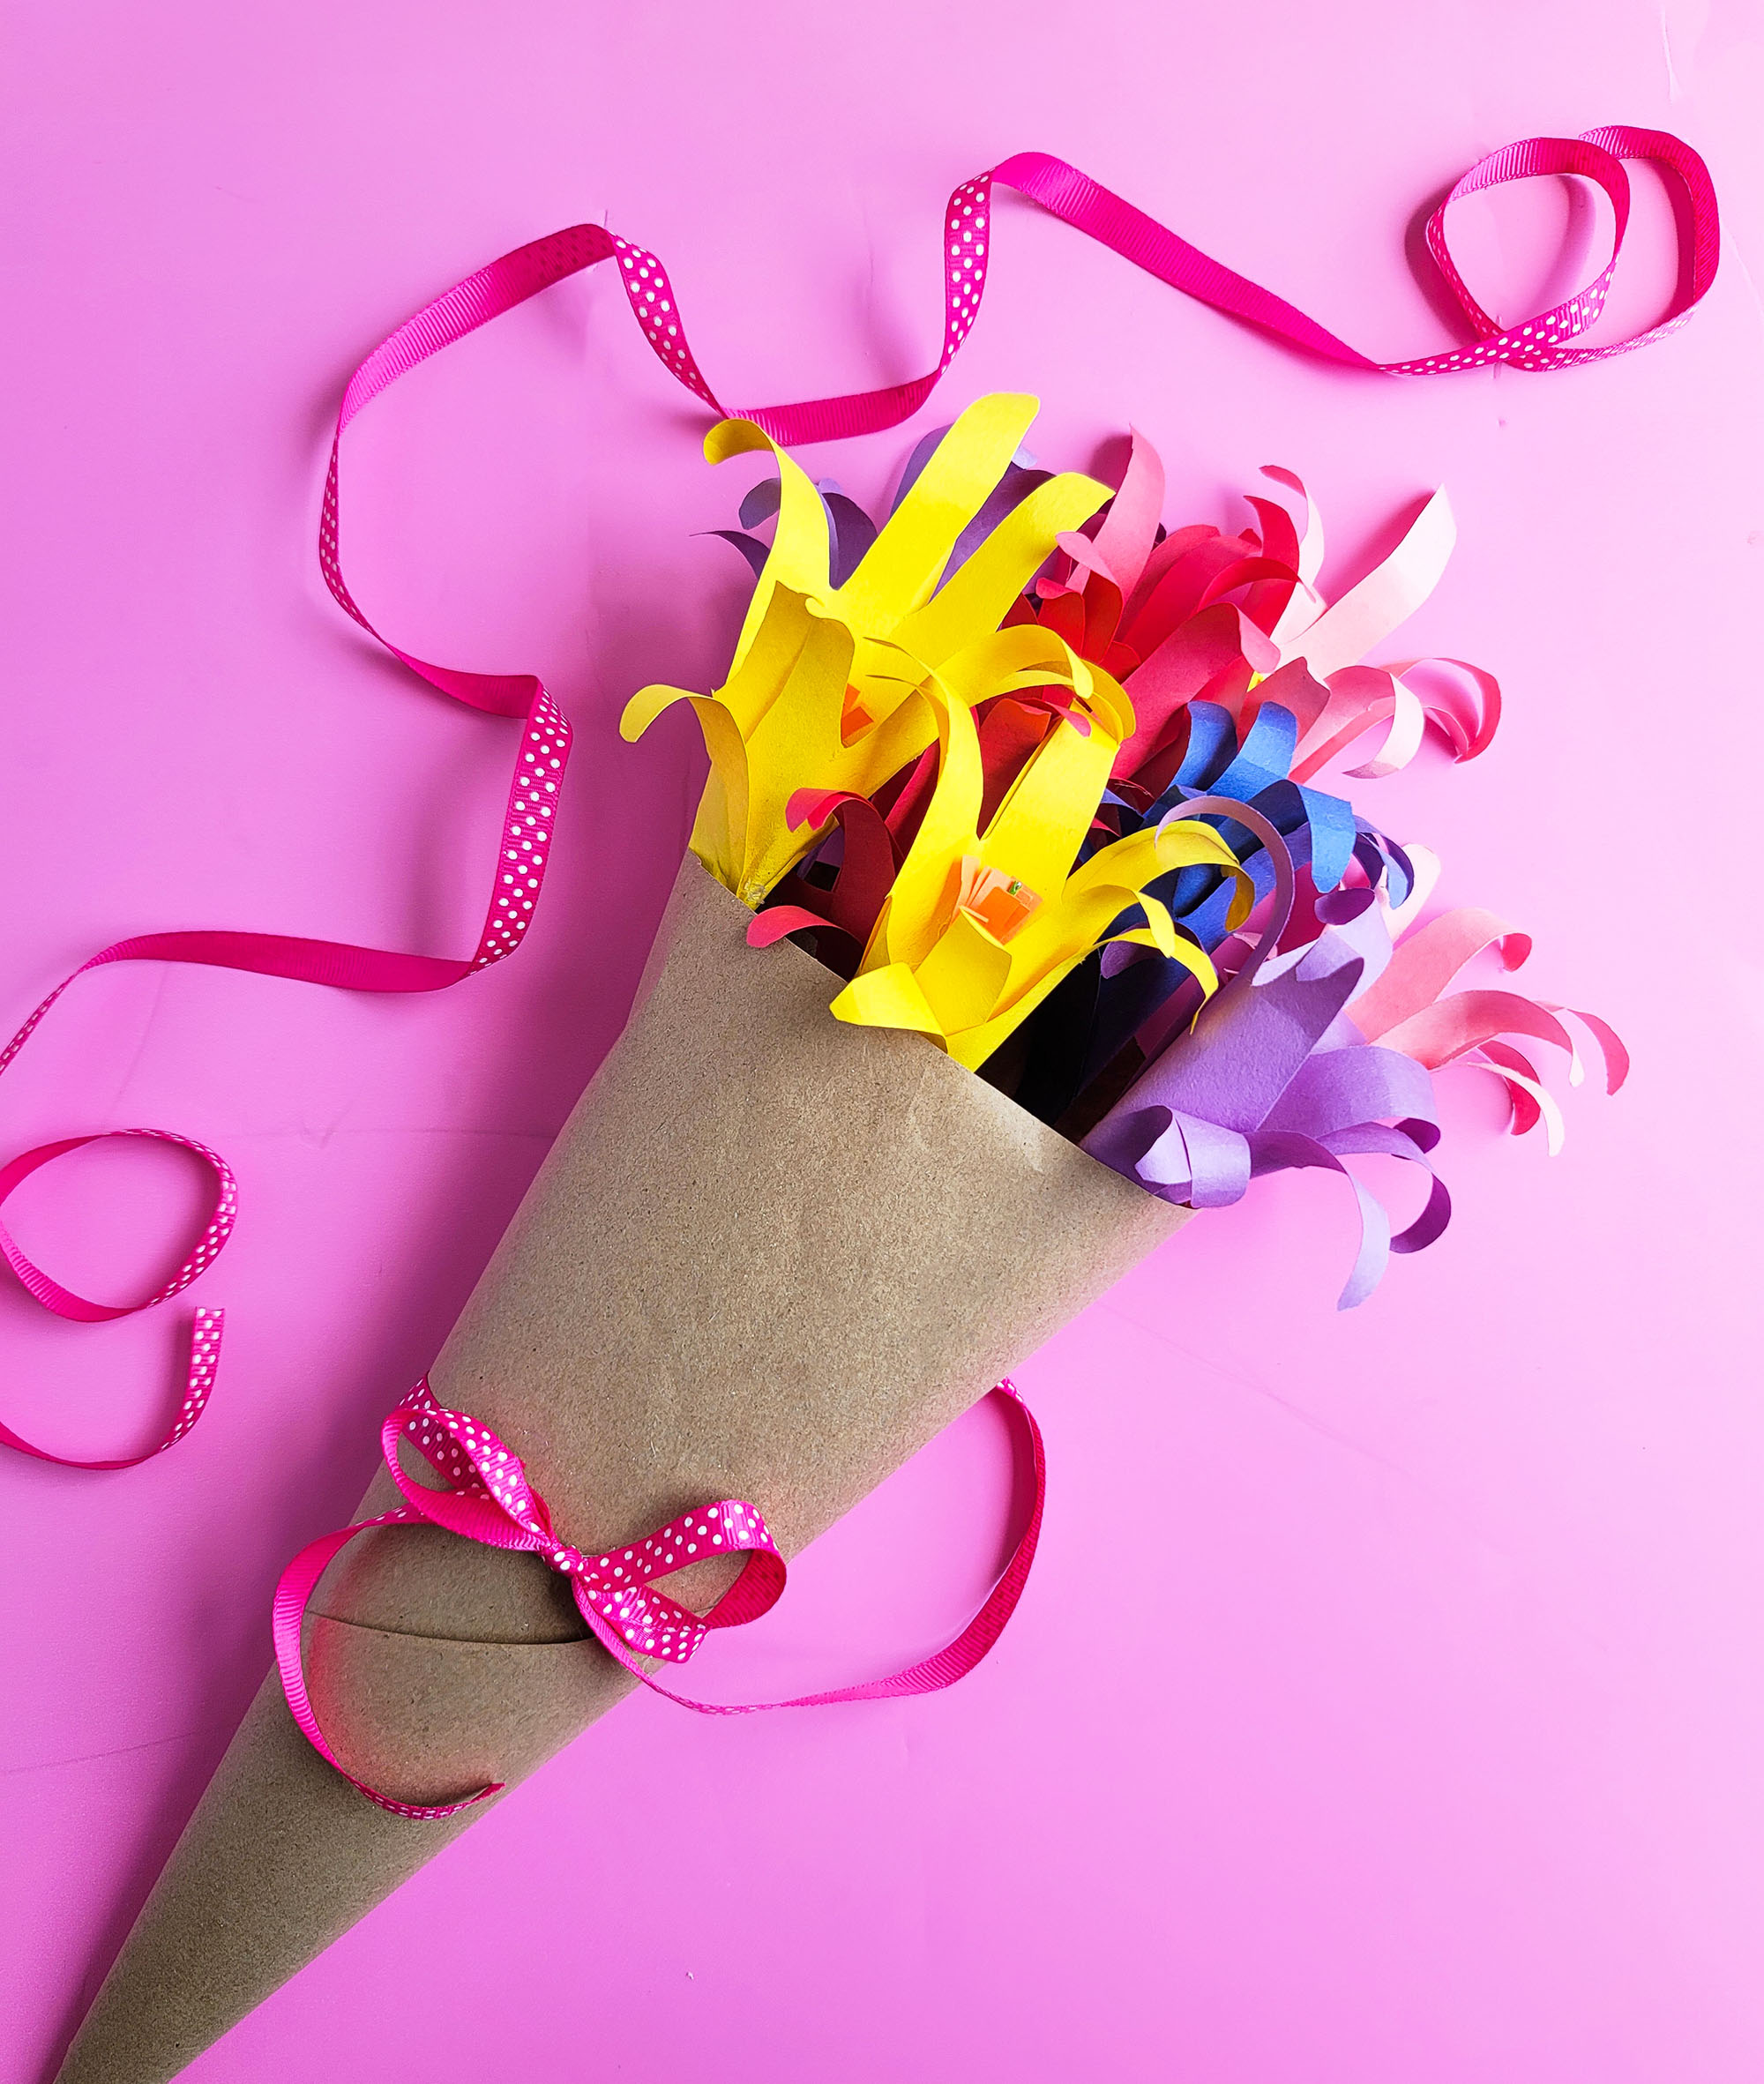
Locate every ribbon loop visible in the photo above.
<box><xmin>0</xmin><ymin>1129</ymin><xmax>236</xmax><ymax>1321</ymax></box>
<box><xmin>0</xmin><ymin>1128</ymin><xmax>235</xmax><ymax>1468</ymax></box>
<box><xmin>386</xmin><ymin>1384</ymin><xmax>791</xmax><ymax>1663</ymax></box>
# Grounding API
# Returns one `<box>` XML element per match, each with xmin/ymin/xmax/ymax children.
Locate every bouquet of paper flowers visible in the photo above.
<box><xmin>56</xmin><ymin>392</ymin><xmax>1620</xmax><ymax>2084</ymax></box>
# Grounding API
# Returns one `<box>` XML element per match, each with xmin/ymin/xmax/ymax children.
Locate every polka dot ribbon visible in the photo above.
<box><xmin>273</xmin><ymin>1377</ymin><xmax>1045</xmax><ymax>1818</ymax></box>
<box><xmin>0</xmin><ymin>1127</ymin><xmax>229</xmax><ymax>1469</ymax></box>
<box><xmin>1</xmin><ymin>123</ymin><xmax>1715</xmax><ymax>1469</ymax></box>
<box><xmin>344</xmin><ymin>124</ymin><xmax>1715</xmax><ymax>459</ymax></box>
<box><xmin>0</xmin><ymin>215</ymin><xmax>577</xmax><ymax>1467</ymax></box>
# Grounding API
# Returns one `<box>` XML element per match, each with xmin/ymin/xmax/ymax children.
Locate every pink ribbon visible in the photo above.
<box><xmin>275</xmin><ymin>1378</ymin><xmax>1045</xmax><ymax>1818</ymax></box>
<box><xmin>0</xmin><ymin>125</ymin><xmax>1718</xmax><ymax>1468</ymax></box>
<box><xmin>0</xmin><ymin>1125</ymin><xmax>228</xmax><ymax>1468</ymax></box>
<box><xmin>325</xmin><ymin>128</ymin><xmax>1717</xmax><ymax>461</ymax></box>
<box><xmin>0</xmin><ymin>348</ymin><xmax>573</xmax><ymax>1461</ymax></box>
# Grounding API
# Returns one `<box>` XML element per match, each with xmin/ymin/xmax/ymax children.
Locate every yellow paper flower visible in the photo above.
<box><xmin>713</xmin><ymin>392</ymin><xmax>1110</xmax><ymax>688</ymax></box>
<box><xmin>622</xmin><ymin>395</ymin><xmax>1112</xmax><ymax>906</ymax></box>
<box><xmin>623</xmin><ymin>391</ymin><xmax>1251</xmax><ymax>1072</ymax></box>
<box><xmin>831</xmin><ymin>665</ymin><xmax>1246</xmax><ymax>1068</ymax></box>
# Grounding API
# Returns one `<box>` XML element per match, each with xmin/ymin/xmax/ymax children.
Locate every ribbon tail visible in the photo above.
<box><xmin>0</xmin><ymin>1307</ymin><xmax>224</xmax><ymax>1470</ymax></box>
<box><xmin>570</xmin><ymin>1384</ymin><xmax>1045</xmax><ymax>1716</ymax></box>
<box><xmin>271</xmin><ymin>1507</ymin><xmax>505</xmax><ymax>1821</ymax></box>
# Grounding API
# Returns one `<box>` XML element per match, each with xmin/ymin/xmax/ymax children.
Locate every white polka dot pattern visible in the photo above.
<box><xmin>392</xmin><ymin>1383</ymin><xmax>783</xmax><ymax>1666</ymax></box>
<box><xmin>315</xmin><ymin>259</ymin><xmax>579</xmax><ymax>986</ymax></box>
<box><xmin>164</xmin><ymin>1309</ymin><xmax>225</xmax><ymax>1450</ymax></box>
<box><xmin>325</xmin><ymin>127</ymin><xmax>1713</xmax><ymax>462</ymax></box>
<box><xmin>0</xmin><ymin>1126</ymin><xmax>234</xmax><ymax>1468</ymax></box>
<box><xmin>939</xmin><ymin>180</ymin><xmax>992</xmax><ymax>367</ymax></box>
<box><xmin>4</xmin><ymin>218</ymin><xmax>595</xmax><ymax>1479</ymax></box>
<box><xmin>610</xmin><ymin>237</ymin><xmax>719</xmax><ymax>407</ymax></box>
<box><xmin>473</xmin><ymin>692</ymin><xmax>568</xmax><ymax>968</ymax></box>
<box><xmin>274</xmin><ymin>1378</ymin><xmax>796</xmax><ymax>1818</ymax></box>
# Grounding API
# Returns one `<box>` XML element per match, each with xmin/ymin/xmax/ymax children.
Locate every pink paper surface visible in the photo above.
<box><xmin>4</xmin><ymin>3</ymin><xmax>1762</xmax><ymax>2079</ymax></box>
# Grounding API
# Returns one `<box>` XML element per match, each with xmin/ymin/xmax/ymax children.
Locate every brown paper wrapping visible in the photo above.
<box><xmin>55</xmin><ymin>857</ymin><xmax>1188</xmax><ymax>2084</ymax></box>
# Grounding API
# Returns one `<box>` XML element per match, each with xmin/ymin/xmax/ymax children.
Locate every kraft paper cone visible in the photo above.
<box><xmin>56</xmin><ymin>857</ymin><xmax>1187</xmax><ymax>2084</ymax></box>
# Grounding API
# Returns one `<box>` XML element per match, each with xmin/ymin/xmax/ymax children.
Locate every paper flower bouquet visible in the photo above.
<box><xmin>33</xmin><ymin>126</ymin><xmax>1714</xmax><ymax>2084</ymax></box>
<box><xmin>672</xmin><ymin>394</ymin><xmax>1620</xmax><ymax>1307</ymax></box>
<box><xmin>54</xmin><ymin>391</ymin><xmax>1620</xmax><ymax>2084</ymax></box>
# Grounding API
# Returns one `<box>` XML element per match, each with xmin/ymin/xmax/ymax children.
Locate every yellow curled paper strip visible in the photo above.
<box><xmin>622</xmin><ymin>589</ymin><xmax>1110</xmax><ymax>906</ymax></box>
<box><xmin>833</xmin><ymin>669</ymin><xmax>1247</xmax><ymax>1068</ymax></box>
<box><xmin>620</xmin><ymin>395</ymin><xmax>1120</xmax><ymax>902</ymax></box>
<box><xmin>710</xmin><ymin>393</ymin><xmax>1111</xmax><ymax>683</ymax></box>
<box><xmin>619</xmin><ymin>388</ymin><xmax>1246</xmax><ymax>1074</ymax></box>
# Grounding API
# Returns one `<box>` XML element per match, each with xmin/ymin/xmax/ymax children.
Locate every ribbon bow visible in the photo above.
<box><xmin>275</xmin><ymin>1378</ymin><xmax>1044</xmax><ymax>1819</ymax></box>
<box><xmin>380</xmin><ymin>1384</ymin><xmax>787</xmax><ymax>1663</ymax></box>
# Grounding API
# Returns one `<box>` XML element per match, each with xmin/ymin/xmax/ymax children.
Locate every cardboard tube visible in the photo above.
<box><xmin>56</xmin><ymin>858</ymin><xmax>1187</xmax><ymax>2084</ymax></box>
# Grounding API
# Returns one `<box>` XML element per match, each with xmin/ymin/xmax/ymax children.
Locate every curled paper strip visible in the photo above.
<box><xmin>276</xmin><ymin>1377</ymin><xmax>1046</xmax><ymax>1816</ymax></box>
<box><xmin>1083</xmin><ymin>805</ymin><xmax>1448</xmax><ymax>1310</ymax></box>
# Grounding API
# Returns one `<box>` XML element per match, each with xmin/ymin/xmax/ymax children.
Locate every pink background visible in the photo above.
<box><xmin>4</xmin><ymin>3</ymin><xmax>1762</xmax><ymax>2078</ymax></box>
